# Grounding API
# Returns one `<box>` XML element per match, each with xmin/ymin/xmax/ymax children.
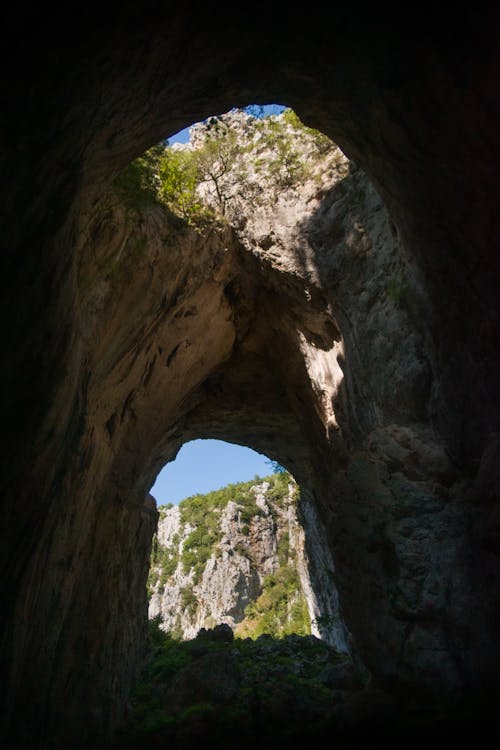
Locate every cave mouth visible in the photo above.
<box><xmin>146</xmin><ymin>438</ymin><xmax>346</xmax><ymax>645</ymax></box>
<box><xmin>81</xmin><ymin>90</ymin><xmax>499</xmax><ymax>745</ymax></box>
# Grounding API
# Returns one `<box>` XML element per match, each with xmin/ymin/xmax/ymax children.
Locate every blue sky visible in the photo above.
<box><xmin>150</xmin><ymin>439</ymin><xmax>275</xmax><ymax>506</ymax></box>
<box><xmin>168</xmin><ymin>103</ymin><xmax>286</xmax><ymax>145</ymax></box>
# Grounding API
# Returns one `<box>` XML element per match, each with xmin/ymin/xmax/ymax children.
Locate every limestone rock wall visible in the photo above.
<box><xmin>148</xmin><ymin>478</ymin><xmax>348</xmax><ymax>650</ymax></box>
<box><xmin>297</xmin><ymin>490</ymin><xmax>350</xmax><ymax>652</ymax></box>
<box><xmin>149</xmin><ymin>489</ymin><xmax>270</xmax><ymax>639</ymax></box>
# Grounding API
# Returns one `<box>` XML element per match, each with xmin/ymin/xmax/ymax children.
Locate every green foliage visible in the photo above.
<box><xmin>157</xmin><ymin>117</ymin><xmax>242</xmax><ymax>223</ymax></box>
<box><xmin>193</xmin><ymin>119</ymin><xmax>240</xmax><ymax>215</ymax></box>
<box><xmin>157</xmin><ymin>147</ymin><xmax>213</xmax><ymax>224</ymax></box>
<box><xmin>181</xmin><ymin>525</ymin><xmax>216</xmax><ymax>580</ymax></box>
<box><xmin>176</xmin><ymin>479</ymin><xmax>268</xmax><ymax>581</ymax></box>
<box><xmin>239</xmin><ymin>562</ymin><xmax>311</xmax><ymax>639</ymax></box>
<box><xmin>249</xmin><ymin>114</ymin><xmax>305</xmax><ymax>187</ymax></box>
<box><xmin>161</xmin><ymin>553</ymin><xmax>179</xmax><ymax>578</ymax></box>
<box><xmin>150</xmin><ymin>539</ymin><xmax>180</xmax><ymax>577</ymax></box>
<box><xmin>123</xmin><ymin>627</ymin><xmax>347</xmax><ymax>746</ymax></box>
<box><xmin>149</xmin><ymin>478</ymin><xmax>269</xmax><ymax>588</ymax></box>
<box><xmin>312</xmin><ymin>613</ymin><xmax>340</xmax><ymax>632</ymax></box>
<box><xmin>277</xmin><ymin>532</ymin><xmax>290</xmax><ymax>566</ymax></box>
<box><xmin>266</xmin><ymin>471</ymin><xmax>295</xmax><ymax>504</ymax></box>
<box><xmin>179</xmin><ymin>702</ymin><xmax>215</xmax><ymax>721</ymax></box>
<box><xmin>266</xmin><ymin>459</ymin><xmax>287</xmax><ymax>474</ymax></box>
<box><xmin>179</xmin><ymin>478</ymin><xmax>256</xmax><ymax>526</ymax></box>
<box><xmin>285</xmin><ymin>595</ymin><xmax>311</xmax><ymax>637</ymax></box>
<box><xmin>234</xmin><ymin>540</ymin><xmax>250</xmax><ymax>557</ymax></box>
<box><xmin>113</xmin><ymin>106</ymin><xmax>337</xmax><ymax>232</ymax></box>
<box><xmin>282</xmin><ymin>108</ymin><xmax>334</xmax><ymax>154</ymax></box>
<box><xmin>146</xmin><ymin>635</ymin><xmax>193</xmax><ymax>683</ymax></box>
<box><xmin>147</xmin><ymin>529</ymin><xmax>181</xmax><ymax>594</ymax></box>
<box><xmin>113</xmin><ymin>143</ymin><xmax>164</xmax><ymax>209</ymax></box>
<box><xmin>148</xmin><ymin>471</ymin><xmax>305</xmax><ymax>639</ymax></box>
<box><xmin>148</xmin><ymin>614</ymin><xmax>170</xmax><ymax>650</ymax></box>
<box><xmin>237</xmin><ymin>492</ymin><xmax>262</xmax><ymax>526</ymax></box>
<box><xmin>180</xmin><ymin>587</ymin><xmax>198</xmax><ymax>616</ymax></box>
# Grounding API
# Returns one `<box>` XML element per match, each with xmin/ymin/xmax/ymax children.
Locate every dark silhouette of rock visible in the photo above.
<box><xmin>196</xmin><ymin>623</ymin><xmax>234</xmax><ymax>643</ymax></box>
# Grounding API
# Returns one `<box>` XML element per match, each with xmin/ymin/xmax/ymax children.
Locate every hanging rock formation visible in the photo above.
<box><xmin>2</xmin><ymin>7</ymin><xmax>500</xmax><ymax>748</ymax></box>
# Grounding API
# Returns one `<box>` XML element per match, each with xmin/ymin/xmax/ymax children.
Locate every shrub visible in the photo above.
<box><xmin>113</xmin><ymin>143</ymin><xmax>164</xmax><ymax>209</ymax></box>
<box><xmin>158</xmin><ymin>147</ymin><xmax>212</xmax><ymax>223</ymax></box>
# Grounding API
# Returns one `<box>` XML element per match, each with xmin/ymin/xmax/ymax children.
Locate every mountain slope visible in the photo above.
<box><xmin>148</xmin><ymin>472</ymin><xmax>347</xmax><ymax>647</ymax></box>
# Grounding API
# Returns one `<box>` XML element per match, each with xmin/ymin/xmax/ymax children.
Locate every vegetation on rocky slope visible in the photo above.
<box><xmin>113</xmin><ymin>107</ymin><xmax>344</xmax><ymax>226</ymax></box>
<box><xmin>148</xmin><ymin>477</ymin><xmax>261</xmax><ymax>593</ymax></box>
<box><xmin>114</xmin><ymin>618</ymin><xmax>484</xmax><ymax>749</ymax></box>
<box><xmin>235</xmin><ymin>564</ymin><xmax>310</xmax><ymax>639</ymax></box>
<box><xmin>113</xmin><ymin>620</ymin><xmax>364</xmax><ymax>749</ymax></box>
<box><xmin>148</xmin><ymin>471</ymin><xmax>311</xmax><ymax>639</ymax></box>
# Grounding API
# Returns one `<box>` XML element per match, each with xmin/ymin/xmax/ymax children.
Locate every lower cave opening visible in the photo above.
<box><xmin>114</xmin><ymin>440</ymin><xmax>359</xmax><ymax>747</ymax></box>
<box><xmin>146</xmin><ymin>439</ymin><xmax>347</xmax><ymax>645</ymax></box>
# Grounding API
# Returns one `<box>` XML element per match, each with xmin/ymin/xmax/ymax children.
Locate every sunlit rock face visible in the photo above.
<box><xmin>148</xmin><ymin>476</ymin><xmax>349</xmax><ymax>651</ymax></box>
<box><xmin>2</xmin><ymin>7</ymin><xmax>500</xmax><ymax>748</ymax></box>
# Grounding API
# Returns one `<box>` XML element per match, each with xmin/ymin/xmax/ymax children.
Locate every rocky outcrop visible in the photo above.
<box><xmin>148</xmin><ymin>474</ymin><xmax>349</xmax><ymax>650</ymax></box>
<box><xmin>2</xmin><ymin>13</ymin><xmax>500</xmax><ymax>745</ymax></box>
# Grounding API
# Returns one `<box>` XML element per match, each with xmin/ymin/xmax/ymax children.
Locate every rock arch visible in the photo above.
<box><xmin>1</xmin><ymin>6</ymin><xmax>500</xmax><ymax>747</ymax></box>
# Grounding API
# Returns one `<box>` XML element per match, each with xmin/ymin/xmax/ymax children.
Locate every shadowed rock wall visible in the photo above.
<box><xmin>1</xmin><ymin>5</ymin><xmax>500</xmax><ymax>747</ymax></box>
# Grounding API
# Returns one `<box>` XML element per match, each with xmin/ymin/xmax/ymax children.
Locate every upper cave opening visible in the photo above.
<box><xmin>110</xmin><ymin>102</ymin><xmax>344</xmax><ymax>233</ymax></box>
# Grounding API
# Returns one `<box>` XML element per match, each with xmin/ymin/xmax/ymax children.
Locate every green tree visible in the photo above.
<box><xmin>194</xmin><ymin>119</ymin><xmax>240</xmax><ymax>216</ymax></box>
<box><xmin>113</xmin><ymin>143</ymin><xmax>164</xmax><ymax>208</ymax></box>
<box><xmin>157</xmin><ymin>148</ymin><xmax>206</xmax><ymax>222</ymax></box>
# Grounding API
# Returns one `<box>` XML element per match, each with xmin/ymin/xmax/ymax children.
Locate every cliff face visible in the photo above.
<box><xmin>148</xmin><ymin>473</ymin><xmax>349</xmax><ymax>650</ymax></box>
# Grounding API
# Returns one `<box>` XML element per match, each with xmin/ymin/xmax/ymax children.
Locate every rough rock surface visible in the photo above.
<box><xmin>148</xmin><ymin>476</ymin><xmax>348</xmax><ymax>650</ymax></box>
<box><xmin>2</xmin><ymin>10</ymin><xmax>500</xmax><ymax>748</ymax></box>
